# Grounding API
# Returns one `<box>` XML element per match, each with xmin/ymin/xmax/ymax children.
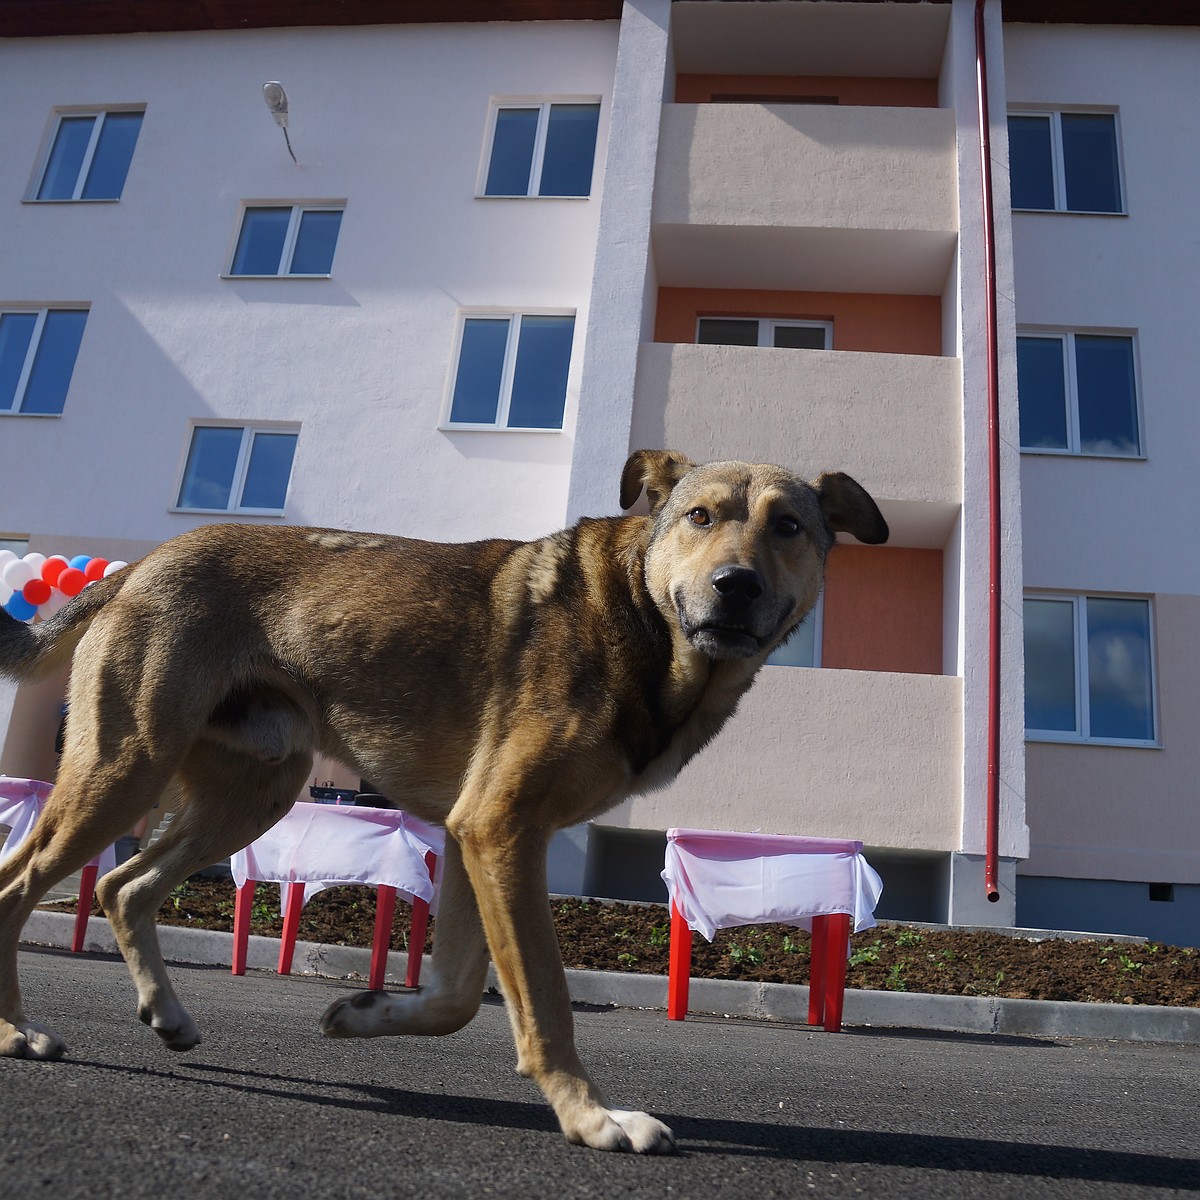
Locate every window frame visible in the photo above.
<box><xmin>28</xmin><ymin>106</ymin><xmax>145</xmax><ymax>203</ymax></box>
<box><xmin>224</xmin><ymin>203</ymin><xmax>346</xmax><ymax>279</ymax></box>
<box><xmin>478</xmin><ymin>98</ymin><xmax>602</xmax><ymax>199</ymax></box>
<box><xmin>1024</xmin><ymin>592</ymin><xmax>1158</xmax><ymax>747</ymax></box>
<box><xmin>766</xmin><ymin>593</ymin><xmax>824</xmax><ymax>669</ymax></box>
<box><xmin>172</xmin><ymin>421</ymin><xmax>300</xmax><ymax>516</ymax></box>
<box><xmin>441</xmin><ymin>310</ymin><xmax>576</xmax><ymax>433</ymax></box>
<box><xmin>0</xmin><ymin>306</ymin><xmax>88</xmax><ymax>417</ymax></box>
<box><xmin>1007</xmin><ymin>108</ymin><xmax>1126</xmax><ymax>215</ymax></box>
<box><xmin>695</xmin><ymin>317</ymin><xmax>833</xmax><ymax>350</ymax></box>
<box><xmin>1016</xmin><ymin>328</ymin><xmax>1143</xmax><ymax>458</ymax></box>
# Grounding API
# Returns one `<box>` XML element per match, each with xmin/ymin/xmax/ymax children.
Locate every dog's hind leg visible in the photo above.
<box><xmin>320</xmin><ymin>833</ymin><xmax>489</xmax><ymax>1039</ymax></box>
<box><xmin>95</xmin><ymin>742</ymin><xmax>311</xmax><ymax>1052</ymax></box>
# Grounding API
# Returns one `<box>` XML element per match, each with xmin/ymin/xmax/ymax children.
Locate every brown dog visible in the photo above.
<box><xmin>0</xmin><ymin>450</ymin><xmax>886</xmax><ymax>1153</ymax></box>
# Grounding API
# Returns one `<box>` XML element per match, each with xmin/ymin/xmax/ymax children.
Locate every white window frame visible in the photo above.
<box><xmin>766</xmin><ymin>593</ymin><xmax>824</xmax><ymax>669</ymax></box>
<box><xmin>0</xmin><ymin>306</ymin><xmax>88</xmax><ymax>417</ymax></box>
<box><xmin>441</xmin><ymin>310</ymin><xmax>575</xmax><ymax>432</ymax></box>
<box><xmin>224</xmin><ymin>204</ymin><xmax>345</xmax><ymax>278</ymax></box>
<box><xmin>28</xmin><ymin>107</ymin><xmax>145</xmax><ymax>203</ymax></box>
<box><xmin>1025</xmin><ymin>592</ymin><xmax>1158</xmax><ymax>747</ymax></box>
<box><xmin>477</xmin><ymin>98</ymin><xmax>602</xmax><ymax>198</ymax></box>
<box><xmin>1008</xmin><ymin>108</ymin><xmax>1126</xmax><ymax>215</ymax></box>
<box><xmin>696</xmin><ymin>317</ymin><xmax>833</xmax><ymax>349</ymax></box>
<box><xmin>171</xmin><ymin>421</ymin><xmax>300</xmax><ymax>516</ymax></box>
<box><xmin>1017</xmin><ymin>328</ymin><xmax>1143</xmax><ymax>458</ymax></box>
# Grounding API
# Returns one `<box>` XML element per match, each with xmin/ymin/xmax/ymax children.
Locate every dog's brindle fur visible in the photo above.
<box><xmin>0</xmin><ymin>451</ymin><xmax>886</xmax><ymax>1153</ymax></box>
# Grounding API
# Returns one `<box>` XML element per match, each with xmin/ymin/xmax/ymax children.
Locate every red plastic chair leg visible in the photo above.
<box><xmin>277</xmin><ymin>881</ymin><xmax>304</xmax><ymax>975</ymax></box>
<box><xmin>404</xmin><ymin>850</ymin><xmax>438</xmax><ymax>989</ymax></box>
<box><xmin>808</xmin><ymin>915</ymin><xmax>828</xmax><ymax>1027</ymax></box>
<box><xmin>72</xmin><ymin>861</ymin><xmax>99</xmax><ymax>952</ymax></box>
<box><xmin>823</xmin><ymin>913</ymin><xmax>851</xmax><ymax>1033</ymax></box>
<box><xmin>667</xmin><ymin>901</ymin><xmax>693</xmax><ymax>1021</ymax></box>
<box><xmin>370</xmin><ymin>885</ymin><xmax>398</xmax><ymax>990</ymax></box>
<box><xmin>232</xmin><ymin>881</ymin><xmax>254</xmax><ymax>975</ymax></box>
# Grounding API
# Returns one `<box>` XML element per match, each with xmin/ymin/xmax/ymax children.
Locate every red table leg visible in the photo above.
<box><xmin>667</xmin><ymin>901</ymin><xmax>693</xmax><ymax>1021</ymax></box>
<box><xmin>277</xmin><ymin>881</ymin><xmax>304</xmax><ymax>975</ymax></box>
<box><xmin>822</xmin><ymin>913</ymin><xmax>851</xmax><ymax>1033</ymax></box>
<box><xmin>72</xmin><ymin>861</ymin><xmax>99</xmax><ymax>952</ymax></box>
<box><xmin>232</xmin><ymin>881</ymin><xmax>254</xmax><ymax>975</ymax></box>
<box><xmin>405</xmin><ymin>850</ymin><xmax>438</xmax><ymax>988</ymax></box>
<box><xmin>370</xmin><ymin>884</ymin><xmax>398</xmax><ymax>990</ymax></box>
<box><xmin>808</xmin><ymin>914</ymin><xmax>828</xmax><ymax>1027</ymax></box>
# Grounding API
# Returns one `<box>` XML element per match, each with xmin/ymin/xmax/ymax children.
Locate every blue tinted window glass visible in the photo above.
<box><xmin>767</xmin><ymin>607</ymin><xmax>818</xmax><ymax>667</ymax></box>
<box><xmin>1061</xmin><ymin>113</ymin><xmax>1121</xmax><ymax>213</ymax></box>
<box><xmin>177</xmin><ymin>427</ymin><xmax>243</xmax><ymax>509</ymax></box>
<box><xmin>1016</xmin><ymin>336</ymin><xmax>1069</xmax><ymax>450</ymax></box>
<box><xmin>81</xmin><ymin>111</ymin><xmax>143</xmax><ymax>200</ymax></box>
<box><xmin>289</xmin><ymin>210</ymin><xmax>342</xmax><ymax>274</ymax></box>
<box><xmin>538</xmin><ymin>104</ymin><xmax>600</xmax><ymax>197</ymax></box>
<box><xmin>21</xmin><ymin>310</ymin><xmax>87</xmax><ymax>415</ymax></box>
<box><xmin>37</xmin><ymin>116</ymin><xmax>95</xmax><ymax>200</ymax></box>
<box><xmin>231</xmin><ymin>207</ymin><xmax>290</xmax><ymax>275</ymax></box>
<box><xmin>507</xmin><ymin>315</ymin><xmax>574</xmax><ymax>429</ymax></box>
<box><xmin>485</xmin><ymin>108</ymin><xmax>539</xmax><ymax>196</ymax></box>
<box><xmin>697</xmin><ymin>318</ymin><xmax>759</xmax><ymax>347</ymax></box>
<box><xmin>1008</xmin><ymin>115</ymin><xmax>1055</xmax><ymax>210</ymax></box>
<box><xmin>449</xmin><ymin>319</ymin><xmax>510</xmax><ymax>424</ymax></box>
<box><xmin>0</xmin><ymin>314</ymin><xmax>37</xmax><ymax>412</ymax></box>
<box><xmin>1086</xmin><ymin>598</ymin><xmax>1153</xmax><ymax>740</ymax></box>
<box><xmin>1074</xmin><ymin>335</ymin><xmax>1139</xmax><ymax>456</ymax></box>
<box><xmin>240</xmin><ymin>432</ymin><xmax>298</xmax><ymax>510</ymax></box>
<box><xmin>1024</xmin><ymin>598</ymin><xmax>1077</xmax><ymax>733</ymax></box>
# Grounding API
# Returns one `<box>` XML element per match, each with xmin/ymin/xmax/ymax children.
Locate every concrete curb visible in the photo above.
<box><xmin>21</xmin><ymin>909</ymin><xmax>1200</xmax><ymax>1045</ymax></box>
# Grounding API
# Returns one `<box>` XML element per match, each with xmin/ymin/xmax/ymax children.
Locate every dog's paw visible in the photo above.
<box><xmin>0</xmin><ymin>1019</ymin><xmax>67</xmax><ymax>1061</ymax></box>
<box><xmin>138</xmin><ymin>1002</ymin><xmax>202</xmax><ymax>1052</ymax></box>
<box><xmin>320</xmin><ymin>990</ymin><xmax>388</xmax><ymax>1038</ymax></box>
<box><xmin>565</xmin><ymin>1107</ymin><xmax>677</xmax><ymax>1154</ymax></box>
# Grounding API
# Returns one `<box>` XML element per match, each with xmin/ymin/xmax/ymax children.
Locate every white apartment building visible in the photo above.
<box><xmin>0</xmin><ymin>1</ymin><xmax>1194</xmax><ymax>947</ymax></box>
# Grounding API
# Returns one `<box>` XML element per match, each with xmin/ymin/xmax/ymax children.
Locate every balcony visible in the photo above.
<box><xmin>631</xmin><ymin>342</ymin><xmax>962</xmax><ymax>530</ymax></box>
<box><xmin>652</xmin><ymin>102</ymin><xmax>958</xmax><ymax>294</ymax></box>
<box><xmin>601</xmin><ymin>667</ymin><xmax>964</xmax><ymax>854</ymax></box>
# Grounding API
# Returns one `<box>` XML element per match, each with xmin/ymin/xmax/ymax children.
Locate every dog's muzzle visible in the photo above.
<box><xmin>679</xmin><ymin>566</ymin><xmax>776</xmax><ymax>660</ymax></box>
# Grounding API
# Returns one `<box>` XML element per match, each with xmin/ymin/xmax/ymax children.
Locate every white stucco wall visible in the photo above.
<box><xmin>0</xmin><ymin>22</ymin><xmax>618</xmax><ymax>549</ymax></box>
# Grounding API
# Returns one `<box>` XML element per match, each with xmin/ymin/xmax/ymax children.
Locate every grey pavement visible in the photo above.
<box><xmin>3</xmin><ymin>945</ymin><xmax>1199</xmax><ymax>1199</ymax></box>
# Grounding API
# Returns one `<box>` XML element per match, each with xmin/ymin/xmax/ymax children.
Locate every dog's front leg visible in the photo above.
<box><xmin>450</xmin><ymin>801</ymin><xmax>675</xmax><ymax>1154</ymax></box>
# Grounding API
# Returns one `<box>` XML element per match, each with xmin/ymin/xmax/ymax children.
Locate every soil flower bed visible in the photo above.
<box><xmin>57</xmin><ymin>877</ymin><xmax>1200</xmax><ymax>1009</ymax></box>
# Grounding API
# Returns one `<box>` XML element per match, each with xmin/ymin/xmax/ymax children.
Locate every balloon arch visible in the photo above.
<box><xmin>0</xmin><ymin>550</ymin><xmax>128</xmax><ymax>623</ymax></box>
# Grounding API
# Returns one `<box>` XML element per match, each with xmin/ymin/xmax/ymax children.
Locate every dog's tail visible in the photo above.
<box><xmin>0</xmin><ymin>568</ymin><xmax>130</xmax><ymax>682</ymax></box>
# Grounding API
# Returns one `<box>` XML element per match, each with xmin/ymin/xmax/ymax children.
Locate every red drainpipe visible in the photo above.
<box><xmin>975</xmin><ymin>0</ymin><xmax>1002</xmax><ymax>902</ymax></box>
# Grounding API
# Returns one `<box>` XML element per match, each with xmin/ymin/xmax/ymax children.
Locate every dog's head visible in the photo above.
<box><xmin>621</xmin><ymin>450</ymin><xmax>888</xmax><ymax>661</ymax></box>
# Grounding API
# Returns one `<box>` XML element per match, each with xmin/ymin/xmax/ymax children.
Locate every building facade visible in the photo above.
<box><xmin>0</xmin><ymin>1</ymin><xmax>1194</xmax><ymax>946</ymax></box>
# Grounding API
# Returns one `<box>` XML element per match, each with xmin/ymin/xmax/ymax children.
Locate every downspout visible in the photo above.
<box><xmin>975</xmin><ymin>0</ymin><xmax>1002</xmax><ymax>902</ymax></box>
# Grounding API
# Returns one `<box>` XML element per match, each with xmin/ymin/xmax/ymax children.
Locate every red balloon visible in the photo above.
<box><xmin>23</xmin><ymin>578</ymin><xmax>52</xmax><ymax>606</ymax></box>
<box><xmin>41</xmin><ymin>557</ymin><xmax>68</xmax><ymax>585</ymax></box>
<box><xmin>83</xmin><ymin>558</ymin><xmax>109</xmax><ymax>582</ymax></box>
<box><xmin>57</xmin><ymin>567</ymin><xmax>86</xmax><ymax>597</ymax></box>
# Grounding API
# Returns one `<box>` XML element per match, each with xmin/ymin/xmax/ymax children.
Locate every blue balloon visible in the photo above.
<box><xmin>69</xmin><ymin>554</ymin><xmax>92</xmax><ymax>570</ymax></box>
<box><xmin>4</xmin><ymin>593</ymin><xmax>37</xmax><ymax>621</ymax></box>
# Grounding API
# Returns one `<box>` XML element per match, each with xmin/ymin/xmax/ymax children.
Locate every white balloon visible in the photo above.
<box><xmin>0</xmin><ymin>550</ymin><xmax>17</xmax><ymax>569</ymax></box>
<box><xmin>0</xmin><ymin>582</ymin><xmax>11</xmax><ymax>606</ymax></box>
<box><xmin>2</xmin><ymin>560</ymin><xmax>34</xmax><ymax>590</ymax></box>
<box><xmin>41</xmin><ymin>590</ymin><xmax>70</xmax><ymax>617</ymax></box>
<box><xmin>22</xmin><ymin>552</ymin><xmax>46</xmax><ymax>572</ymax></box>
<box><xmin>103</xmin><ymin>560</ymin><xmax>129</xmax><ymax>577</ymax></box>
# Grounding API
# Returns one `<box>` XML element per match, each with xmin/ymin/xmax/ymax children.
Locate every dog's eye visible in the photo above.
<box><xmin>775</xmin><ymin>516</ymin><xmax>801</xmax><ymax>537</ymax></box>
<box><xmin>687</xmin><ymin>507</ymin><xmax>711</xmax><ymax>527</ymax></box>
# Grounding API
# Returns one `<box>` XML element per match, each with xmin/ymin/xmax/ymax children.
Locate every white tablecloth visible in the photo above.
<box><xmin>230</xmin><ymin>802</ymin><xmax>446</xmax><ymax>911</ymax></box>
<box><xmin>662</xmin><ymin>827</ymin><xmax>883</xmax><ymax>941</ymax></box>
<box><xmin>0</xmin><ymin>776</ymin><xmax>117</xmax><ymax>876</ymax></box>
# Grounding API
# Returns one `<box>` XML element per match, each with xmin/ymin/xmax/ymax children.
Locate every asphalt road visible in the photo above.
<box><xmin>2</xmin><ymin>946</ymin><xmax>1198</xmax><ymax>1200</ymax></box>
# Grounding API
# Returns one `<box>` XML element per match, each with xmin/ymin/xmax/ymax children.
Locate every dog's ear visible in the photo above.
<box><xmin>815</xmin><ymin>472</ymin><xmax>889</xmax><ymax>545</ymax></box>
<box><xmin>620</xmin><ymin>450</ymin><xmax>696</xmax><ymax>516</ymax></box>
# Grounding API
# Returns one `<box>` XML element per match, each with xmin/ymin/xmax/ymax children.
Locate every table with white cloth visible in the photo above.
<box><xmin>0</xmin><ymin>776</ymin><xmax>117</xmax><ymax>953</ymax></box>
<box><xmin>661</xmin><ymin>827</ymin><xmax>883</xmax><ymax>1031</ymax></box>
<box><xmin>229</xmin><ymin>801</ymin><xmax>445</xmax><ymax>988</ymax></box>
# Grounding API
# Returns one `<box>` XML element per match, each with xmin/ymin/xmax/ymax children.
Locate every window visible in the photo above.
<box><xmin>229</xmin><ymin>206</ymin><xmax>343</xmax><ymax>276</ymax></box>
<box><xmin>1008</xmin><ymin>111</ymin><xmax>1123</xmax><ymax>214</ymax></box>
<box><xmin>0</xmin><ymin>308</ymin><xmax>88</xmax><ymax>416</ymax></box>
<box><xmin>33</xmin><ymin>109</ymin><xmax>144</xmax><ymax>201</ymax></box>
<box><xmin>1024</xmin><ymin>594</ymin><xmax>1155</xmax><ymax>744</ymax></box>
<box><xmin>446</xmin><ymin>313</ymin><xmax>575</xmax><ymax>430</ymax></box>
<box><xmin>697</xmin><ymin>318</ymin><xmax>832</xmax><ymax>350</ymax></box>
<box><xmin>482</xmin><ymin>102</ymin><xmax>601</xmax><ymax>198</ymax></box>
<box><xmin>766</xmin><ymin>595</ymin><xmax>823</xmax><ymax>668</ymax></box>
<box><xmin>1017</xmin><ymin>331</ymin><xmax>1140</xmax><ymax>456</ymax></box>
<box><xmin>176</xmin><ymin>424</ymin><xmax>299</xmax><ymax>514</ymax></box>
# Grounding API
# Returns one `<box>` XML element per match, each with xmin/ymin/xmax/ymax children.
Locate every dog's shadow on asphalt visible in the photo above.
<box><xmin>71</xmin><ymin>1056</ymin><xmax>1199</xmax><ymax>1187</ymax></box>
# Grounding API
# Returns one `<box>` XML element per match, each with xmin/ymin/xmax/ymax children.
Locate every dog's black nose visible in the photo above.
<box><xmin>710</xmin><ymin>565</ymin><xmax>764</xmax><ymax>602</ymax></box>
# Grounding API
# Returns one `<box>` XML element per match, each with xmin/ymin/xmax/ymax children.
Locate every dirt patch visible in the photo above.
<box><xmin>53</xmin><ymin>878</ymin><xmax>1200</xmax><ymax>1008</ymax></box>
